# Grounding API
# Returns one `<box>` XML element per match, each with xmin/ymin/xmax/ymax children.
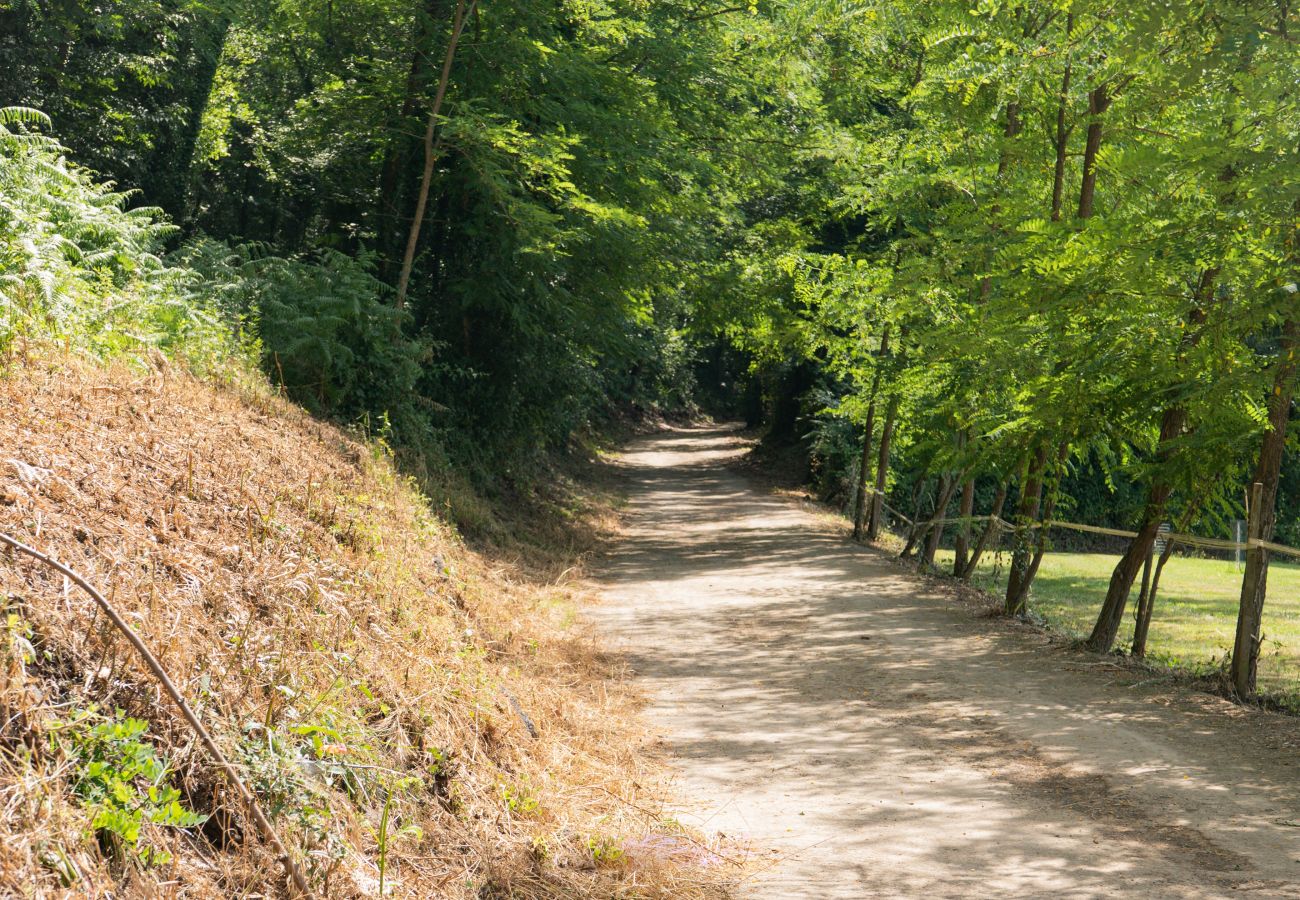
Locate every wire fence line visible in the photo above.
<box><xmin>864</xmin><ymin>486</ymin><xmax>1300</xmax><ymax>560</ymax></box>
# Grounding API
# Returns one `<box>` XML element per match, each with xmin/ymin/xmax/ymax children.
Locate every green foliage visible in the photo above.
<box><xmin>0</xmin><ymin>107</ymin><xmax>239</xmax><ymax>367</ymax></box>
<box><xmin>178</xmin><ymin>239</ymin><xmax>426</xmax><ymax>433</ymax></box>
<box><xmin>237</xmin><ymin>723</ymin><xmax>350</xmax><ymax>876</ymax></box>
<box><xmin>498</xmin><ymin>779</ymin><xmax>540</xmax><ymax>816</ymax></box>
<box><xmin>52</xmin><ymin>709</ymin><xmax>207</xmax><ymax>868</ymax></box>
<box><xmin>585</xmin><ymin>833</ymin><xmax>626</xmax><ymax>867</ymax></box>
<box><xmin>741</xmin><ymin>0</ymin><xmax>1300</xmax><ymax>572</ymax></box>
<box><xmin>0</xmin><ymin>1</ymin><xmax>230</xmax><ymax>217</ymax></box>
<box><xmin>1</xmin><ymin>0</ymin><xmax>802</xmax><ymax>474</ymax></box>
<box><xmin>15</xmin><ymin>0</ymin><xmax>1300</xmax><ymax>630</ymax></box>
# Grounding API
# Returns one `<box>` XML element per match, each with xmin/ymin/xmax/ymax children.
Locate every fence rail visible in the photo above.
<box><xmin>864</xmin><ymin>486</ymin><xmax>1300</xmax><ymax>560</ymax></box>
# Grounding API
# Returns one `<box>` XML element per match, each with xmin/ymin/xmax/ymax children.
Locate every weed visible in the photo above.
<box><xmin>375</xmin><ymin>775</ymin><xmax>423</xmax><ymax>895</ymax></box>
<box><xmin>51</xmin><ymin>708</ymin><xmax>206</xmax><ymax>867</ymax></box>
<box><xmin>530</xmin><ymin>834</ymin><xmax>551</xmax><ymax>862</ymax></box>
<box><xmin>499</xmin><ymin>779</ymin><xmax>541</xmax><ymax>816</ymax></box>
<box><xmin>238</xmin><ymin>724</ymin><xmax>349</xmax><ymax>880</ymax></box>
<box><xmin>586</xmin><ymin>833</ymin><xmax>626</xmax><ymax>867</ymax></box>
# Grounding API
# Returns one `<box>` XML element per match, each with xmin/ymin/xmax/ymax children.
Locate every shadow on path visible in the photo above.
<box><xmin>593</xmin><ymin>426</ymin><xmax>1300</xmax><ymax>899</ymax></box>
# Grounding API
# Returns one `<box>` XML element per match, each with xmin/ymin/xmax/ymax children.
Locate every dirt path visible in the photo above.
<box><xmin>592</xmin><ymin>426</ymin><xmax>1300</xmax><ymax>899</ymax></box>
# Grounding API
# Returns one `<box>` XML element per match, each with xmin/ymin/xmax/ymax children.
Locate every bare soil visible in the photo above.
<box><xmin>592</xmin><ymin>425</ymin><xmax>1300</xmax><ymax>899</ymax></box>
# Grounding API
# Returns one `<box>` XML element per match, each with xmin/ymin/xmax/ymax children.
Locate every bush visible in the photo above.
<box><xmin>177</xmin><ymin>239</ymin><xmax>428</xmax><ymax>440</ymax></box>
<box><xmin>52</xmin><ymin>708</ymin><xmax>206</xmax><ymax>868</ymax></box>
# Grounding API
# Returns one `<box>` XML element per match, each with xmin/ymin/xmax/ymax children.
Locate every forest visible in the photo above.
<box><xmin>4</xmin><ymin>0</ymin><xmax>1300</xmax><ymax>895</ymax></box>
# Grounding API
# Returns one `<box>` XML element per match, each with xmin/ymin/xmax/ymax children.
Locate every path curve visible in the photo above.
<box><xmin>593</xmin><ymin>425</ymin><xmax>1300</xmax><ymax>899</ymax></box>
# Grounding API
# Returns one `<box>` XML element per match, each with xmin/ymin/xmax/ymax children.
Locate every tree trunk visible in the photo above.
<box><xmin>1085</xmin><ymin>406</ymin><xmax>1186</xmax><ymax>651</ymax></box>
<box><xmin>853</xmin><ymin>325</ymin><xmax>890</xmax><ymax>541</ymax></box>
<box><xmin>378</xmin><ymin>0</ymin><xmax>451</xmax><ymax>277</ymax></box>
<box><xmin>851</xmin><ymin>404</ymin><xmax>878</xmax><ymax>541</ymax></box>
<box><xmin>1086</xmin><ymin>487</ymin><xmax>1175</xmax><ymax>652</ymax></box>
<box><xmin>898</xmin><ymin>478</ymin><xmax>929</xmax><ymax>559</ymax></box>
<box><xmin>1134</xmin><ymin>503</ymin><xmax>1200</xmax><ymax>658</ymax></box>
<box><xmin>961</xmin><ymin>482</ymin><xmax>1008</xmax><ymax>582</ymax></box>
<box><xmin>953</xmin><ymin>475</ymin><xmax>976</xmax><ymax>576</ymax></box>
<box><xmin>395</xmin><ymin>0</ymin><xmax>473</xmax><ymax>310</ymax></box>
<box><xmin>1005</xmin><ymin>446</ymin><xmax>1048</xmax><ymax>614</ymax></box>
<box><xmin>867</xmin><ymin>396</ymin><xmax>899</xmax><ymax>541</ymax></box>
<box><xmin>1007</xmin><ymin>443</ymin><xmax>1069</xmax><ymax>614</ymax></box>
<box><xmin>920</xmin><ymin>473</ymin><xmax>959</xmax><ymax>570</ymax></box>
<box><xmin>1231</xmin><ymin>319</ymin><xmax>1300</xmax><ymax>697</ymax></box>
<box><xmin>1077</xmin><ymin>84</ymin><xmax>1110</xmax><ymax>220</ymax></box>
<box><xmin>1132</xmin><ymin>546</ymin><xmax>1160</xmax><ymax>658</ymax></box>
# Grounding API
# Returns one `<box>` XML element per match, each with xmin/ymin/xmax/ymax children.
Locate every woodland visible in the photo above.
<box><xmin>4</xmin><ymin>0</ymin><xmax>1300</xmax><ymax>895</ymax></box>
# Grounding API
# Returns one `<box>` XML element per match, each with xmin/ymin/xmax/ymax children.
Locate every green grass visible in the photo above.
<box><xmin>931</xmin><ymin>547</ymin><xmax>1300</xmax><ymax>696</ymax></box>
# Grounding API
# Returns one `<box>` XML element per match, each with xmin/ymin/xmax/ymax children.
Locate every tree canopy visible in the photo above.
<box><xmin>5</xmin><ymin>0</ymin><xmax>1300</xmax><ymax>695</ymax></box>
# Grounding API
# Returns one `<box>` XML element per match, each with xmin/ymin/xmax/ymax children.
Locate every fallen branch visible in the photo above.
<box><xmin>0</xmin><ymin>531</ymin><xmax>314</xmax><ymax>898</ymax></box>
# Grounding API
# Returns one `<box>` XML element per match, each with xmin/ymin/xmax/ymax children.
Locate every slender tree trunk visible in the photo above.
<box><xmin>1085</xmin><ymin>406</ymin><xmax>1186</xmax><ymax>651</ymax></box>
<box><xmin>1007</xmin><ymin>443</ymin><xmax>1069</xmax><ymax>614</ymax></box>
<box><xmin>1086</xmin><ymin>483</ymin><xmax>1176</xmax><ymax>651</ymax></box>
<box><xmin>920</xmin><ymin>473</ymin><xmax>959</xmax><ymax>570</ymax></box>
<box><xmin>867</xmin><ymin>396</ymin><xmax>899</xmax><ymax>541</ymax></box>
<box><xmin>853</xmin><ymin>325</ymin><xmax>891</xmax><ymax>541</ymax></box>
<box><xmin>395</xmin><ymin>0</ymin><xmax>473</xmax><ymax>310</ymax></box>
<box><xmin>998</xmin><ymin>101</ymin><xmax>1021</xmax><ymax>178</ymax></box>
<box><xmin>851</xmin><ymin>405</ymin><xmax>878</xmax><ymax>540</ymax></box>
<box><xmin>899</xmin><ymin>478</ymin><xmax>930</xmax><ymax>559</ymax></box>
<box><xmin>961</xmin><ymin>482</ymin><xmax>1008</xmax><ymax>582</ymax></box>
<box><xmin>1132</xmin><ymin>546</ymin><xmax>1160</xmax><ymax>659</ymax></box>
<box><xmin>953</xmin><ymin>475</ymin><xmax>976</xmax><ymax>576</ymax></box>
<box><xmin>1133</xmin><ymin>500</ymin><xmax>1200</xmax><ymax>658</ymax></box>
<box><xmin>1231</xmin><ymin>319</ymin><xmax>1300</xmax><ymax>697</ymax></box>
<box><xmin>378</xmin><ymin>13</ymin><xmax>433</xmax><ymax>276</ymax></box>
<box><xmin>1132</xmin><ymin>550</ymin><xmax>1155</xmax><ymax>638</ymax></box>
<box><xmin>1005</xmin><ymin>446</ymin><xmax>1048</xmax><ymax>614</ymax></box>
<box><xmin>1077</xmin><ymin>84</ymin><xmax>1110</xmax><ymax>220</ymax></box>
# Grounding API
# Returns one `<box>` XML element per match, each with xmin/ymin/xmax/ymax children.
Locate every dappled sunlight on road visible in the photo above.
<box><xmin>593</xmin><ymin>425</ymin><xmax>1300</xmax><ymax>899</ymax></box>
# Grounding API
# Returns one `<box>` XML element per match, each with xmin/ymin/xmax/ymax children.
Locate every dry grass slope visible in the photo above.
<box><xmin>0</xmin><ymin>352</ymin><xmax>737</xmax><ymax>898</ymax></box>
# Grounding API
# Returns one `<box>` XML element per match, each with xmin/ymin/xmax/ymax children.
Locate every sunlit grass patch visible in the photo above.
<box><xmin>933</xmin><ymin>548</ymin><xmax>1300</xmax><ymax>700</ymax></box>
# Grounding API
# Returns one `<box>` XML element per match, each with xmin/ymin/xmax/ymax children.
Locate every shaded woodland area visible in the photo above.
<box><xmin>2</xmin><ymin>0</ymin><xmax>779</xmax><ymax>467</ymax></box>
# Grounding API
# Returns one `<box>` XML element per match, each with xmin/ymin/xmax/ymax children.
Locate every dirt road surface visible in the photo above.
<box><xmin>593</xmin><ymin>426</ymin><xmax>1300</xmax><ymax>899</ymax></box>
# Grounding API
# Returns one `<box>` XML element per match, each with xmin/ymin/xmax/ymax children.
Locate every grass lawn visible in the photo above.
<box><xmin>931</xmin><ymin>547</ymin><xmax>1300</xmax><ymax>697</ymax></box>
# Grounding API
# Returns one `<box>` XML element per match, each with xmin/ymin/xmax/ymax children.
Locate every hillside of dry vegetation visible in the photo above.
<box><xmin>0</xmin><ymin>351</ymin><xmax>736</xmax><ymax>898</ymax></box>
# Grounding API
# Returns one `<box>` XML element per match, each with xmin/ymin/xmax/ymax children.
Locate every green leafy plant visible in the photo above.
<box><xmin>52</xmin><ymin>709</ymin><xmax>207</xmax><ymax>867</ymax></box>
<box><xmin>586</xmin><ymin>833</ymin><xmax>626</xmax><ymax>867</ymax></box>
<box><xmin>0</xmin><ymin>107</ymin><xmax>240</xmax><ymax>368</ymax></box>
<box><xmin>498</xmin><ymin>779</ymin><xmax>540</xmax><ymax>816</ymax></box>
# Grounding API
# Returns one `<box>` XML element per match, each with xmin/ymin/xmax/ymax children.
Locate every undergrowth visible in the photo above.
<box><xmin>52</xmin><ymin>708</ymin><xmax>207</xmax><ymax>869</ymax></box>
